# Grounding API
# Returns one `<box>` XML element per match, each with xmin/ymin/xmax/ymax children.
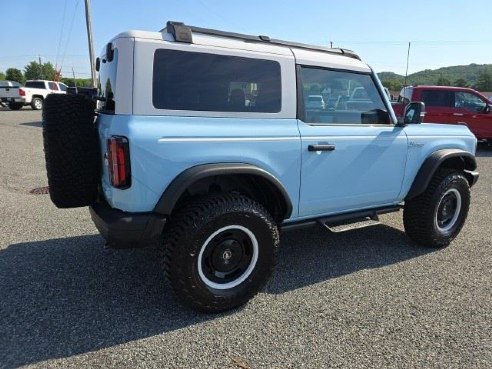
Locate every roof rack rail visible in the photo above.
<box><xmin>163</xmin><ymin>21</ymin><xmax>361</xmax><ymax>61</ymax></box>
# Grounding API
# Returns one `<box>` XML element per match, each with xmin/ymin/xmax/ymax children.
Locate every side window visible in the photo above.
<box><xmin>58</xmin><ymin>83</ymin><xmax>67</xmax><ymax>92</ymax></box>
<box><xmin>300</xmin><ymin>67</ymin><xmax>388</xmax><ymax>124</ymax></box>
<box><xmin>153</xmin><ymin>49</ymin><xmax>281</xmax><ymax>113</ymax></box>
<box><xmin>25</xmin><ymin>81</ymin><xmax>47</xmax><ymax>89</ymax></box>
<box><xmin>48</xmin><ymin>82</ymin><xmax>58</xmax><ymax>91</ymax></box>
<box><xmin>454</xmin><ymin>92</ymin><xmax>487</xmax><ymax>112</ymax></box>
<box><xmin>420</xmin><ymin>90</ymin><xmax>452</xmax><ymax>107</ymax></box>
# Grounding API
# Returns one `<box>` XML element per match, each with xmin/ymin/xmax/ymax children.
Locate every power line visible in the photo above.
<box><xmin>60</xmin><ymin>0</ymin><xmax>80</xmax><ymax>71</ymax></box>
<box><xmin>55</xmin><ymin>0</ymin><xmax>68</xmax><ymax>68</ymax></box>
<box><xmin>334</xmin><ymin>40</ymin><xmax>492</xmax><ymax>45</ymax></box>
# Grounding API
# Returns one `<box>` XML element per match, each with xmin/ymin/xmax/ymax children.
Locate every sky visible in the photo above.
<box><xmin>1</xmin><ymin>0</ymin><xmax>491</xmax><ymax>79</ymax></box>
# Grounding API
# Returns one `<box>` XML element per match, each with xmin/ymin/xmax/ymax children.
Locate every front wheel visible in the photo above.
<box><xmin>403</xmin><ymin>170</ymin><xmax>470</xmax><ymax>248</ymax></box>
<box><xmin>161</xmin><ymin>193</ymin><xmax>279</xmax><ymax>313</ymax></box>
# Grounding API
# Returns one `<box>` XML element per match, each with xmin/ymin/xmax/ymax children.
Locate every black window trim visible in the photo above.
<box><xmin>296</xmin><ymin>64</ymin><xmax>394</xmax><ymax>126</ymax></box>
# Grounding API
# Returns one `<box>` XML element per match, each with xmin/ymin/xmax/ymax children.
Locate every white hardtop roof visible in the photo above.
<box><xmin>110</xmin><ymin>28</ymin><xmax>371</xmax><ymax>72</ymax></box>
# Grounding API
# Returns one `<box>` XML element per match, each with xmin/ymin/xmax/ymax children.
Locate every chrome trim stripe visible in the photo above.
<box><xmin>158</xmin><ymin>136</ymin><xmax>299</xmax><ymax>143</ymax></box>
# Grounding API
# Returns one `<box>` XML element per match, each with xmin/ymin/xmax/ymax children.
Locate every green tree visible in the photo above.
<box><xmin>453</xmin><ymin>78</ymin><xmax>468</xmax><ymax>87</ymax></box>
<box><xmin>5</xmin><ymin>68</ymin><xmax>24</xmax><ymax>83</ymax></box>
<box><xmin>437</xmin><ymin>76</ymin><xmax>451</xmax><ymax>86</ymax></box>
<box><xmin>24</xmin><ymin>60</ymin><xmax>56</xmax><ymax>81</ymax></box>
<box><xmin>0</xmin><ymin>71</ymin><xmax>5</xmax><ymax>80</ymax></box>
<box><xmin>381</xmin><ymin>79</ymin><xmax>403</xmax><ymax>92</ymax></box>
<box><xmin>474</xmin><ymin>71</ymin><xmax>492</xmax><ymax>91</ymax></box>
<box><xmin>61</xmin><ymin>77</ymin><xmax>93</xmax><ymax>87</ymax></box>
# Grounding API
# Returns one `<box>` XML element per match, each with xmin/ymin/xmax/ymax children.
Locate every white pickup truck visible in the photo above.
<box><xmin>1</xmin><ymin>80</ymin><xmax>68</xmax><ymax>110</ymax></box>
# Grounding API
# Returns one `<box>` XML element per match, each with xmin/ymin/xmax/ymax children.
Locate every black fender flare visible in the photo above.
<box><xmin>405</xmin><ymin>149</ymin><xmax>477</xmax><ymax>200</ymax></box>
<box><xmin>153</xmin><ymin>163</ymin><xmax>293</xmax><ymax>219</ymax></box>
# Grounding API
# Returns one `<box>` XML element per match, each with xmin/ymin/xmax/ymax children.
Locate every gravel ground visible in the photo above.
<box><xmin>0</xmin><ymin>107</ymin><xmax>491</xmax><ymax>369</ymax></box>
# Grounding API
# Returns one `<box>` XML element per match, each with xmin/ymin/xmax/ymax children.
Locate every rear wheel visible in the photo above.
<box><xmin>31</xmin><ymin>97</ymin><xmax>43</xmax><ymax>110</ymax></box>
<box><xmin>403</xmin><ymin>169</ymin><xmax>470</xmax><ymax>248</ymax></box>
<box><xmin>161</xmin><ymin>193</ymin><xmax>279</xmax><ymax>313</ymax></box>
<box><xmin>8</xmin><ymin>103</ymin><xmax>23</xmax><ymax>110</ymax></box>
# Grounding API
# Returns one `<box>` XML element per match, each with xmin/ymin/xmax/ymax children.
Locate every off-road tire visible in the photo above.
<box><xmin>403</xmin><ymin>169</ymin><xmax>470</xmax><ymax>248</ymax></box>
<box><xmin>31</xmin><ymin>97</ymin><xmax>43</xmax><ymax>110</ymax></box>
<box><xmin>161</xmin><ymin>193</ymin><xmax>279</xmax><ymax>313</ymax></box>
<box><xmin>8</xmin><ymin>102</ymin><xmax>23</xmax><ymax>110</ymax></box>
<box><xmin>42</xmin><ymin>94</ymin><xmax>100</xmax><ymax>208</ymax></box>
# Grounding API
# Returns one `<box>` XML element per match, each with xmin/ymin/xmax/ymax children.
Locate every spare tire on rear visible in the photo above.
<box><xmin>42</xmin><ymin>94</ymin><xmax>100</xmax><ymax>208</ymax></box>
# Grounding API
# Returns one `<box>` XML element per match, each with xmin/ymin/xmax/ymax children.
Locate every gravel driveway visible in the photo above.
<box><xmin>0</xmin><ymin>107</ymin><xmax>490</xmax><ymax>369</ymax></box>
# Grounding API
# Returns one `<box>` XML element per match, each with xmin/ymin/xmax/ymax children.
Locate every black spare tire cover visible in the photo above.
<box><xmin>42</xmin><ymin>94</ymin><xmax>100</xmax><ymax>208</ymax></box>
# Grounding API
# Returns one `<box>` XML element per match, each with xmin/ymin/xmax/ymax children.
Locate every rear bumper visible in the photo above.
<box><xmin>89</xmin><ymin>201</ymin><xmax>166</xmax><ymax>248</ymax></box>
<box><xmin>0</xmin><ymin>97</ymin><xmax>25</xmax><ymax>104</ymax></box>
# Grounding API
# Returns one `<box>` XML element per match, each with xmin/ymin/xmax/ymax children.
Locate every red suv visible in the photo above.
<box><xmin>392</xmin><ymin>86</ymin><xmax>492</xmax><ymax>141</ymax></box>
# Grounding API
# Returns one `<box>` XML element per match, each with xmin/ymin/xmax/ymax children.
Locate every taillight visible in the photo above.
<box><xmin>19</xmin><ymin>88</ymin><xmax>25</xmax><ymax>96</ymax></box>
<box><xmin>107</xmin><ymin>136</ymin><xmax>131</xmax><ymax>188</ymax></box>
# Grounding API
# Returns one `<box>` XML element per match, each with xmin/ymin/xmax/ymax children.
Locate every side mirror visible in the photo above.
<box><xmin>403</xmin><ymin>101</ymin><xmax>425</xmax><ymax>124</ymax></box>
<box><xmin>361</xmin><ymin>108</ymin><xmax>391</xmax><ymax>125</ymax></box>
<box><xmin>484</xmin><ymin>105</ymin><xmax>490</xmax><ymax>114</ymax></box>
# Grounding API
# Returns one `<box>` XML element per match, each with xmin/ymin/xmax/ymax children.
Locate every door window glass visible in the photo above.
<box><xmin>299</xmin><ymin>67</ymin><xmax>388</xmax><ymax>124</ymax></box>
<box><xmin>454</xmin><ymin>91</ymin><xmax>487</xmax><ymax>112</ymax></box>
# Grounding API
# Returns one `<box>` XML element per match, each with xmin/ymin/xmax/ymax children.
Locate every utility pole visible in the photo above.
<box><xmin>38</xmin><ymin>55</ymin><xmax>43</xmax><ymax>79</ymax></box>
<box><xmin>404</xmin><ymin>42</ymin><xmax>411</xmax><ymax>88</ymax></box>
<box><xmin>72</xmin><ymin>67</ymin><xmax>77</xmax><ymax>87</ymax></box>
<box><xmin>84</xmin><ymin>0</ymin><xmax>97</xmax><ymax>88</ymax></box>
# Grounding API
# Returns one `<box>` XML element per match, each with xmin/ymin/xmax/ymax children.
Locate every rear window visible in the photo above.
<box><xmin>421</xmin><ymin>90</ymin><xmax>453</xmax><ymax>107</ymax></box>
<box><xmin>25</xmin><ymin>81</ymin><xmax>46</xmax><ymax>89</ymax></box>
<box><xmin>0</xmin><ymin>81</ymin><xmax>20</xmax><ymax>87</ymax></box>
<box><xmin>97</xmin><ymin>48</ymin><xmax>118</xmax><ymax>113</ymax></box>
<box><xmin>153</xmin><ymin>49</ymin><xmax>281</xmax><ymax>113</ymax></box>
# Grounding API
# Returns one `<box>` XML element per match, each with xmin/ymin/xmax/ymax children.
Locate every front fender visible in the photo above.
<box><xmin>405</xmin><ymin>149</ymin><xmax>477</xmax><ymax>200</ymax></box>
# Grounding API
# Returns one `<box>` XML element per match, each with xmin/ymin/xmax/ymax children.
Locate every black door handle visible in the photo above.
<box><xmin>308</xmin><ymin>144</ymin><xmax>336</xmax><ymax>152</ymax></box>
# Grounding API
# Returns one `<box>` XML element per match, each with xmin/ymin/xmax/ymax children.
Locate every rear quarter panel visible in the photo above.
<box><xmin>97</xmin><ymin>115</ymin><xmax>302</xmax><ymax>219</ymax></box>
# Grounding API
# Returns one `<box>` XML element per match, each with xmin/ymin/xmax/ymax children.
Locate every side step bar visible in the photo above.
<box><xmin>322</xmin><ymin>217</ymin><xmax>380</xmax><ymax>233</ymax></box>
<box><xmin>281</xmin><ymin>205</ymin><xmax>401</xmax><ymax>233</ymax></box>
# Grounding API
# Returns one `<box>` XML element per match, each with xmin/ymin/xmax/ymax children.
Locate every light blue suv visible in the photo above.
<box><xmin>42</xmin><ymin>22</ymin><xmax>479</xmax><ymax>313</ymax></box>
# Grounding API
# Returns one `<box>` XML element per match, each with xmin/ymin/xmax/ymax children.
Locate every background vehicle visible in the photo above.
<box><xmin>0</xmin><ymin>80</ymin><xmax>22</xmax><ymax>108</ymax></box>
<box><xmin>4</xmin><ymin>80</ymin><xmax>68</xmax><ymax>110</ymax></box>
<box><xmin>42</xmin><ymin>22</ymin><xmax>479</xmax><ymax>313</ymax></box>
<box><xmin>305</xmin><ymin>94</ymin><xmax>326</xmax><ymax>109</ymax></box>
<box><xmin>392</xmin><ymin>85</ymin><xmax>492</xmax><ymax>141</ymax></box>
